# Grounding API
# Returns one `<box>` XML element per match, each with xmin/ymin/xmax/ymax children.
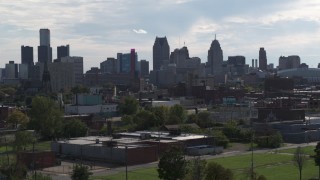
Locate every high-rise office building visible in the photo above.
<box><xmin>100</xmin><ymin>58</ymin><xmax>118</xmax><ymax>74</ymax></box>
<box><xmin>279</xmin><ymin>55</ymin><xmax>300</xmax><ymax>70</ymax></box>
<box><xmin>61</xmin><ymin>56</ymin><xmax>84</xmax><ymax>85</ymax></box>
<box><xmin>207</xmin><ymin>36</ymin><xmax>223</xmax><ymax>75</ymax></box>
<box><xmin>57</xmin><ymin>45</ymin><xmax>70</xmax><ymax>60</ymax></box>
<box><xmin>130</xmin><ymin>49</ymin><xmax>136</xmax><ymax>77</ymax></box>
<box><xmin>153</xmin><ymin>37</ymin><xmax>170</xmax><ymax>70</ymax></box>
<box><xmin>170</xmin><ymin>46</ymin><xmax>190</xmax><ymax>68</ymax></box>
<box><xmin>5</xmin><ymin>61</ymin><xmax>18</xmax><ymax>79</ymax></box>
<box><xmin>48</xmin><ymin>62</ymin><xmax>74</xmax><ymax>92</ymax></box>
<box><xmin>259</xmin><ymin>47</ymin><xmax>267</xmax><ymax>71</ymax></box>
<box><xmin>21</xmin><ymin>46</ymin><xmax>33</xmax><ymax>65</ymax></box>
<box><xmin>140</xmin><ymin>60</ymin><xmax>149</xmax><ymax>78</ymax></box>
<box><xmin>40</xmin><ymin>29</ymin><xmax>50</xmax><ymax>46</ymax></box>
<box><xmin>118</xmin><ymin>51</ymin><xmax>138</xmax><ymax>75</ymax></box>
<box><xmin>38</xmin><ymin>29</ymin><xmax>52</xmax><ymax>63</ymax></box>
<box><xmin>38</xmin><ymin>46</ymin><xmax>52</xmax><ymax>63</ymax></box>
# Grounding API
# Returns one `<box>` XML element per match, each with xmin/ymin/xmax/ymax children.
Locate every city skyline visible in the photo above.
<box><xmin>1</xmin><ymin>0</ymin><xmax>320</xmax><ymax>71</ymax></box>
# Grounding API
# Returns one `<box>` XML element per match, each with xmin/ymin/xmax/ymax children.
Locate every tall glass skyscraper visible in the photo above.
<box><xmin>40</xmin><ymin>29</ymin><xmax>50</xmax><ymax>46</ymax></box>
<box><xmin>38</xmin><ymin>29</ymin><xmax>52</xmax><ymax>63</ymax></box>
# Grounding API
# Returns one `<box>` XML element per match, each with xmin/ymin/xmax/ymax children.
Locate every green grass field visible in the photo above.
<box><xmin>0</xmin><ymin>140</ymin><xmax>51</xmax><ymax>153</ymax></box>
<box><xmin>90</xmin><ymin>146</ymin><xmax>319</xmax><ymax>180</ymax></box>
<box><xmin>277</xmin><ymin>145</ymin><xmax>315</xmax><ymax>156</ymax></box>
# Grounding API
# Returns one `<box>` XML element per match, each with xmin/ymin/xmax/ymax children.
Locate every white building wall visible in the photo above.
<box><xmin>65</xmin><ymin>104</ymin><xmax>118</xmax><ymax>115</ymax></box>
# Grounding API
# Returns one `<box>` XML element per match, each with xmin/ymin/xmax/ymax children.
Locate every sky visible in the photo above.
<box><xmin>1</xmin><ymin>0</ymin><xmax>320</xmax><ymax>71</ymax></box>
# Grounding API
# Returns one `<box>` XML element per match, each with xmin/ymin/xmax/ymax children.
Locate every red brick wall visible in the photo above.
<box><xmin>127</xmin><ymin>146</ymin><xmax>158</xmax><ymax>165</ymax></box>
<box><xmin>17</xmin><ymin>151</ymin><xmax>56</xmax><ymax>169</ymax></box>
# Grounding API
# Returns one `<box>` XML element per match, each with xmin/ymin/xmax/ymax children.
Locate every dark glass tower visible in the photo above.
<box><xmin>153</xmin><ymin>37</ymin><xmax>170</xmax><ymax>70</ymax></box>
<box><xmin>259</xmin><ymin>47</ymin><xmax>267</xmax><ymax>71</ymax></box>
<box><xmin>140</xmin><ymin>60</ymin><xmax>149</xmax><ymax>77</ymax></box>
<box><xmin>57</xmin><ymin>45</ymin><xmax>70</xmax><ymax>60</ymax></box>
<box><xmin>21</xmin><ymin>45</ymin><xmax>34</xmax><ymax>65</ymax></box>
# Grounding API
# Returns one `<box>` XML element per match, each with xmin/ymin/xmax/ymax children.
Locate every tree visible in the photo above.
<box><xmin>6</xmin><ymin>109</ymin><xmax>29</xmax><ymax>129</ymax></box>
<box><xmin>205</xmin><ymin>162</ymin><xmax>233</xmax><ymax>180</ymax></box>
<box><xmin>0</xmin><ymin>162</ymin><xmax>28</xmax><ymax>180</ymax></box>
<box><xmin>167</xmin><ymin>104</ymin><xmax>186</xmax><ymax>125</ymax></box>
<box><xmin>133</xmin><ymin>110</ymin><xmax>156</xmax><ymax>130</ymax></box>
<box><xmin>255</xmin><ymin>132</ymin><xmax>283</xmax><ymax>148</ymax></box>
<box><xmin>293</xmin><ymin>146</ymin><xmax>307</xmax><ymax>180</ymax></box>
<box><xmin>158</xmin><ymin>146</ymin><xmax>187</xmax><ymax>180</ymax></box>
<box><xmin>209</xmin><ymin>130</ymin><xmax>230</xmax><ymax>148</ymax></box>
<box><xmin>28</xmin><ymin>96</ymin><xmax>63</xmax><ymax>139</ymax></box>
<box><xmin>186</xmin><ymin>114</ymin><xmax>198</xmax><ymax>124</ymax></box>
<box><xmin>63</xmin><ymin>119</ymin><xmax>88</xmax><ymax>138</ymax></box>
<box><xmin>185</xmin><ymin>157</ymin><xmax>207</xmax><ymax>180</ymax></box>
<box><xmin>118</xmin><ymin>96</ymin><xmax>139</xmax><ymax>115</ymax></box>
<box><xmin>151</xmin><ymin>106</ymin><xmax>169</xmax><ymax>126</ymax></box>
<box><xmin>13</xmin><ymin>131</ymin><xmax>36</xmax><ymax>151</ymax></box>
<box><xmin>71</xmin><ymin>85</ymin><xmax>89</xmax><ymax>94</ymax></box>
<box><xmin>71</xmin><ymin>164</ymin><xmax>92</xmax><ymax>180</ymax></box>
<box><xmin>196</xmin><ymin>111</ymin><xmax>212</xmax><ymax>128</ymax></box>
<box><xmin>314</xmin><ymin>142</ymin><xmax>320</xmax><ymax>180</ymax></box>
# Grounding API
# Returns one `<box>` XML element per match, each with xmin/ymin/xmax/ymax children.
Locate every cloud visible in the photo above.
<box><xmin>132</xmin><ymin>29</ymin><xmax>147</xmax><ymax>34</ymax></box>
<box><xmin>175</xmin><ymin>0</ymin><xmax>194</xmax><ymax>4</ymax></box>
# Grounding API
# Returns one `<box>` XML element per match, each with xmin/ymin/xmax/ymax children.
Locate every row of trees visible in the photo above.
<box><xmin>158</xmin><ymin>146</ymin><xmax>268</xmax><ymax>180</ymax></box>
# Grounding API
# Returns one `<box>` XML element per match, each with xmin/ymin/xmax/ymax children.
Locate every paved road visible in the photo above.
<box><xmin>39</xmin><ymin>142</ymin><xmax>317</xmax><ymax>180</ymax></box>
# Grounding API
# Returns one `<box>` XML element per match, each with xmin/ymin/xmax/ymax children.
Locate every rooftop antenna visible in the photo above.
<box><xmin>184</xmin><ymin>41</ymin><xmax>185</xmax><ymax>47</ymax></box>
<box><xmin>215</xmin><ymin>34</ymin><xmax>216</xmax><ymax>40</ymax></box>
<box><xmin>179</xmin><ymin>36</ymin><xmax>180</xmax><ymax>48</ymax></box>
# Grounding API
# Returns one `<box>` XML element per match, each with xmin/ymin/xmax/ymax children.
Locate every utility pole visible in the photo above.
<box><xmin>125</xmin><ymin>145</ymin><xmax>128</xmax><ymax>180</ymax></box>
<box><xmin>33</xmin><ymin>142</ymin><xmax>37</xmax><ymax>180</ymax></box>
<box><xmin>251</xmin><ymin>131</ymin><xmax>254</xmax><ymax>180</ymax></box>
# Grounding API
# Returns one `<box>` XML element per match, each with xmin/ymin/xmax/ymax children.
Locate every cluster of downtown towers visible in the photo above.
<box><xmin>22</xmin><ymin>29</ymin><xmax>69</xmax><ymax>65</ymax></box>
<box><xmin>153</xmin><ymin>36</ymin><xmax>267</xmax><ymax>73</ymax></box>
<box><xmin>13</xmin><ymin>29</ymin><xmax>269</xmax><ymax>92</ymax></box>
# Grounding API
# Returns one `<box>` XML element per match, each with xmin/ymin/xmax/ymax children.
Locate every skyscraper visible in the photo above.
<box><xmin>130</xmin><ymin>49</ymin><xmax>136</xmax><ymax>77</ymax></box>
<box><xmin>40</xmin><ymin>29</ymin><xmax>50</xmax><ymax>46</ymax></box>
<box><xmin>278</xmin><ymin>55</ymin><xmax>300</xmax><ymax>70</ymax></box>
<box><xmin>207</xmin><ymin>36</ymin><xmax>223</xmax><ymax>75</ymax></box>
<box><xmin>57</xmin><ymin>45</ymin><xmax>70</xmax><ymax>60</ymax></box>
<box><xmin>118</xmin><ymin>51</ymin><xmax>138</xmax><ymax>74</ymax></box>
<box><xmin>100</xmin><ymin>58</ymin><xmax>118</xmax><ymax>74</ymax></box>
<box><xmin>61</xmin><ymin>56</ymin><xmax>84</xmax><ymax>85</ymax></box>
<box><xmin>140</xmin><ymin>60</ymin><xmax>149</xmax><ymax>78</ymax></box>
<box><xmin>259</xmin><ymin>47</ymin><xmax>267</xmax><ymax>71</ymax></box>
<box><xmin>170</xmin><ymin>46</ymin><xmax>190</xmax><ymax>68</ymax></box>
<box><xmin>153</xmin><ymin>37</ymin><xmax>170</xmax><ymax>70</ymax></box>
<box><xmin>38</xmin><ymin>28</ymin><xmax>52</xmax><ymax>63</ymax></box>
<box><xmin>5</xmin><ymin>61</ymin><xmax>18</xmax><ymax>79</ymax></box>
<box><xmin>21</xmin><ymin>45</ymin><xmax>33</xmax><ymax>65</ymax></box>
